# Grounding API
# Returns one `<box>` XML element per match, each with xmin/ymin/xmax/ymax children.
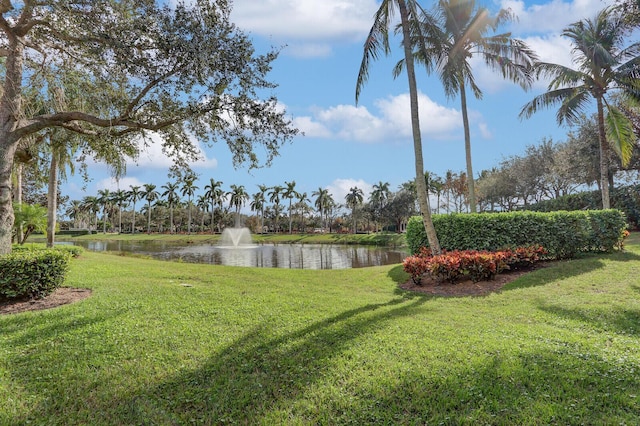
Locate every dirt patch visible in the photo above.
<box><xmin>399</xmin><ymin>264</ymin><xmax>544</xmax><ymax>297</ymax></box>
<box><xmin>0</xmin><ymin>287</ymin><xmax>92</xmax><ymax>315</ymax></box>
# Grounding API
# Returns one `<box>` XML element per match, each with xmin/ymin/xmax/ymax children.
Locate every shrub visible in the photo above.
<box><xmin>402</xmin><ymin>245</ymin><xmax>547</xmax><ymax>285</ymax></box>
<box><xmin>0</xmin><ymin>249</ymin><xmax>71</xmax><ymax>300</ymax></box>
<box><xmin>527</xmin><ymin>184</ymin><xmax>640</xmax><ymax>229</ymax></box>
<box><xmin>406</xmin><ymin>210</ymin><xmax>627</xmax><ymax>259</ymax></box>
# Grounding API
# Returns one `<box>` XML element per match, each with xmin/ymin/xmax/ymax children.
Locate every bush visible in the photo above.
<box><xmin>527</xmin><ymin>184</ymin><xmax>640</xmax><ymax>230</ymax></box>
<box><xmin>406</xmin><ymin>210</ymin><xmax>627</xmax><ymax>259</ymax></box>
<box><xmin>402</xmin><ymin>245</ymin><xmax>547</xmax><ymax>285</ymax></box>
<box><xmin>0</xmin><ymin>249</ymin><xmax>71</xmax><ymax>300</ymax></box>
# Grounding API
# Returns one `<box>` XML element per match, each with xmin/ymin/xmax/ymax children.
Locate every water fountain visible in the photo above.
<box><xmin>219</xmin><ymin>227</ymin><xmax>253</xmax><ymax>247</ymax></box>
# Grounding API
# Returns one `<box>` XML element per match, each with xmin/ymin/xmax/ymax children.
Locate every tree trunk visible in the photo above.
<box><xmin>0</xmin><ymin>142</ymin><xmax>17</xmax><ymax>254</ymax></box>
<box><xmin>0</xmin><ymin>36</ymin><xmax>25</xmax><ymax>255</ymax></box>
<box><xmin>14</xmin><ymin>162</ymin><xmax>23</xmax><ymax>243</ymax></box>
<box><xmin>596</xmin><ymin>97</ymin><xmax>611</xmax><ymax>209</ymax></box>
<box><xmin>399</xmin><ymin>0</ymin><xmax>441</xmax><ymax>254</ymax></box>
<box><xmin>131</xmin><ymin>202</ymin><xmax>137</xmax><ymax>234</ymax></box>
<box><xmin>46</xmin><ymin>150</ymin><xmax>59</xmax><ymax>248</ymax></box>
<box><xmin>460</xmin><ymin>83</ymin><xmax>476</xmax><ymax>213</ymax></box>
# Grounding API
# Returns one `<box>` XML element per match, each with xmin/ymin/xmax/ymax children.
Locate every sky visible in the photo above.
<box><xmin>61</xmin><ymin>0</ymin><xmax>619</xmax><ymax>211</ymax></box>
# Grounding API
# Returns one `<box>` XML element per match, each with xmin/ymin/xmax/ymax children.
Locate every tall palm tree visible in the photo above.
<box><xmin>370</xmin><ymin>181</ymin><xmax>391</xmax><ymax>232</ymax></box>
<box><xmin>45</xmin><ymin>130</ymin><xmax>79</xmax><ymax>247</ymax></box>
<box><xmin>250</xmin><ymin>190</ymin><xmax>266</xmax><ymax>234</ymax></box>
<box><xmin>204</xmin><ymin>178</ymin><xmax>223</xmax><ymax>234</ymax></box>
<box><xmin>357</xmin><ymin>0</ymin><xmax>441</xmax><ymax>253</ymax></box>
<box><xmin>97</xmin><ymin>189</ymin><xmax>112</xmax><ymax>234</ymax></box>
<box><xmin>520</xmin><ymin>6</ymin><xmax>640</xmax><ymax>209</ymax></box>
<box><xmin>283</xmin><ymin>180</ymin><xmax>299</xmax><ymax>234</ymax></box>
<box><xmin>296</xmin><ymin>191</ymin><xmax>310</xmax><ymax>232</ymax></box>
<box><xmin>65</xmin><ymin>200</ymin><xmax>83</xmax><ymax>229</ymax></box>
<box><xmin>228</xmin><ymin>184</ymin><xmax>249</xmax><ymax>227</ymax></box>
<box><xmin>181</xmin><ymin>174</ymin><xmax>199</xmax><ymax>233</ymax></box>
<box><xmin>161</xmin><ymin>181</ymin><xmax>180</xmax><ymax>234</ymax></box>
<box><xmin>127</xmin><ymin>185</ymin><xmax>142</xmax><ymax>234</ymax></box>
<box><xmin>403</xmin><ymin>0</ymin><xmax>536</xmax><ymax>212</ymax></box>
<box><xmin>141</xmin><ymin>183</ymin><xmax>159</xmax><ymax>234</ymax></box>
<box><xmin>196</xmin><ymin>194</ymin><xmax>209</xmax><ymax>232</ymax></box>
<box><xmin>111</xmin><ymin>189</ymin><xmax>128</xmax><ymax>234</ymax></box>
<box><xmin>269</xmin><ymin>185</ymin><xmax>283</xmax><ymax>233</ymax></box>
<box><xmin>80</xmin><ymin>195</ymin><xmax>100</xmax><ymax>233</ymax></box>
<box><xmin>345</xmin><ymin>186</ymin><xmax>364</xmax><ymax>234</ymax></box>
<box><xmin>255</xmin><ymin>184</ymin><xmax>270</xmax><ymax>233</ymax></box>
<box><xmin>312</xmin><ymin>187</ymin><xmax>333</xmax><ymax>232</ymax></box>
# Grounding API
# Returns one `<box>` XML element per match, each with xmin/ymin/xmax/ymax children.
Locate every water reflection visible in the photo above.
<box><xmin>73</xmin><ymin>241</ymin><xmax>406</xmax><ymax>270</ymax></box>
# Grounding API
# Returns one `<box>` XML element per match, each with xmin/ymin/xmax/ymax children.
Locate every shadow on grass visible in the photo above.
<box><xmin>538</xmin><ymin>303</ymin><xmax>640</xmax><ymax>336</ymax></box>
<box><xmin>502</xmin><ymin>249</ymin><xmax>640</xmax><ymax>292</ymax></box>
<box><xmin>109</xmin><ymin>297</ymin><xmax>429</xmax><ymax>423</ymax></box>
<box><xmin>303</xmin><ymin>348</ymin><xmax>640</xmax><ymax>424</ymax></box>
<box><xmin>5</xmin><ymin>296</ymin><xmax>429</xmax><ymax>424</ymax></box>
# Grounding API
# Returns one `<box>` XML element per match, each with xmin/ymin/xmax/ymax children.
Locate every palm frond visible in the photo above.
<box><xmin>355</xmin><ymin>2</ymin><xmax>394</xmax><ymax>104</ymax></box>
<box><xmin>605</xmin><ymin>104</ymin><xmax>636</xmax><ymax>166</ymax></box>
<box><xmin>556</xmin><ymin>88</ymin><xmax>592</xmax><ymax>125</ymax></box>
<box><xmin>519</xmin><ymin>87</ymin><xmax>588</xmax><ymax>122</ymax></box>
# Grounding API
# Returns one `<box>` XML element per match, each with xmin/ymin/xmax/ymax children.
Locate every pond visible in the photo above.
<box><xmin>70</xmin><ymin>240</ymin><xmax>408</xmax><ymax>270</ymax></box>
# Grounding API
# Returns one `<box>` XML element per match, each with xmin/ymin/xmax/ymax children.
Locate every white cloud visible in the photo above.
<box><xmin>295</xmin><ymin>91</ymin><xmax>463</xmax><ymax>143</ymax></box>
<box><xmin>327</xmin><ymin>178</ymin><xmax>373</xmax><ymax>204</ymax></box>
<box><xmin>501</xmin><ymin>0</ymin><xmax>617</xmax><ymax>35</ymax></box>
<box><xmin>130</xmin><ymin>132</ymin><xmax>218</xmax><ymax>170</ymax></box>
<box><xmin>230</xmin><ymin>0</ymin><xmax>380</xmax><ymax>57</ymax></box>
<box><xmin>478</xmin><ymin>122</ymin><xmax>493</xmax><ymax>139</ymax></box>
<box><xmin>96</xmin><ymin>177</ymin><xmax>145</xmax><ymax>192</ymax></box>
<box><xmin>231</xmin><ymin>0</ymin><xmax>378</xmax><ymax>41</ymax></box>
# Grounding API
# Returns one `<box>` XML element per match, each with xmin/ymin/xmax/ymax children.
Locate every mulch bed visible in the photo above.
<box><xmin>398</xmin><ymin>264</ymin><xmax>543</xmax><ymax>297</ymax></box>
<box><xmin>0</xmin><ymin>287</ymin><xmax>92</xmax><ymax>315</ymax></box>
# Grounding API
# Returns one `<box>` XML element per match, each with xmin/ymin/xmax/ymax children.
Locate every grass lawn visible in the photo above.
<box><xmin>1</xmin><ymin>234</ymin><xmax>639</xmax><ymax>424</ymax></box>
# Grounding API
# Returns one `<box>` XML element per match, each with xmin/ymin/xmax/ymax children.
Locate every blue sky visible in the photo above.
<box><xmin>62</xmin><ymin>0</ymin><xmax>617</xmax><ymax>209</ymax></box>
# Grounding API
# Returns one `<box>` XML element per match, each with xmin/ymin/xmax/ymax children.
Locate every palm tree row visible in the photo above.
<box><xmin>357</xmin><ymin>0</ymin><xmax>638</xmax><ymax>252</ymax></box>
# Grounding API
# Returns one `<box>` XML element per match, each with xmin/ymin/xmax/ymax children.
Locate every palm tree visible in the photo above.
<box><xmin>255</xmin><ymin>184</ymin><xmax>270</xmax><ymax>233</ymax></box>
<box><xmin>65</xmin><ymin>200</ymin><xmax>83</xmax><ymax>229</ymax></box>
<box><xmin>250</xmin><ymin>190</ymin><xmax>266</xmax><ymax>234</ymax></box>
<box><xmin>403</xmin><ymin>0</ymin><xmax>536</xmax><ymax>213</ymax></box>
<box><xmin>296</xmin><ymin>191</ymin><xmax>310</xmax><ymax>232</ymax></box>
<box><xmin>228</xmin><ymin>184</ymin><xmax>249</xmax><ymax>227</ymax></box>
<box><xmin>283</xmin><ymin>180</ymin><xmax>299</xmax><ymax>234</ymax></box>
<box><xmin>312</xmin><ymin>187</ymin><xmax>333</xmax><ymax>232</ymax></box>
<box><xmin>97</xmin><ymin>189</ymin><xmax>112</xmax><ymax>234</ymax></box>
<box><xmin>370</xmin><ymin>181</ymin><xmax>391</xmax><ymax>232</ymax></box>
<box><xmin>269</xmin><ymin>185</ymin><xmax>283</xmax><ymax>232</ymax></box>
<box><xmin>127</xmin><ymin>185</ymin><xmax>142</xmax><ymax>234</ymax></box>
<box><xmin>520</xmin><ymin>6</ymin><xmax>640</xmax><ymax>209</ymax></box>
<box><xmin>180</xmin><ymin>174</ymin><xmax>199</xmax><ymax>233</ymax></box>
<box><xmin>45</xmin><ymin>130</ymin><xmax>79</xmax><ymax>247</ymax></box>
<box><xmin>141</xmin><ymin>183</ymin><xmax>159</xmax><ymax>234</ymax></box>
<box><xmin>196</xmin><ymin>194</ymin><xmax>209</xmax><ymax>232</ymax></box>
<box><xmin>80</xmin><ymin>195</ymin><xmax>100</xmax><ymax>232</ymax></box>
<box><xmin>161</xmin><ymin>181</ymin><xmax>181</xmax><ymax>234</ymax></box>
<box><xmin>111</xmin><ymin>189</ymin><xmax>128</xmax><ymax>234</ymax></box>
<box><xmin>204</xmin><ymin>178</ymin><xmax>223</xmax><ymax>234</ymax></box>
<box><xmin>345</xmin><ymin>186</ymin><xmax>364</xmax><ymax>234</ymax></box>
<box><xmin>357</xmin><ymin>0</ymin><xmax>441</xmax><ymax>253</ymax></box>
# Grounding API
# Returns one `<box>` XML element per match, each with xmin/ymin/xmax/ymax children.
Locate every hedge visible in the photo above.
<box><xmin>0</xmin><ymin>249</ymin><xmax>72</xmax><ymax>300</ymax></box>
<box><xmin>406</xmin><ymin>210</ymin><xmax>627</xmax><ymax>259</ymax></box>
<box><xmin>526</xmin><ymin>184</ymin><xmax>640</xmax><ymax>229</ymax></box>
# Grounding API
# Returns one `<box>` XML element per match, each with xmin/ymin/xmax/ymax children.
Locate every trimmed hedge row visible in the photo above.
<box><xmin>0</xmin><ymin>249</ymin><xmax>72</xmax><ymax>300</ymax></box>
<box><xmin>526</xmin><ymin>184</ymin><xmax>640</xmax><ymax>229</ymax></box>
<box><xmin>406</xmin><ymin>210</ymin><xmax>627</xmax><ymax>259</ymax></box>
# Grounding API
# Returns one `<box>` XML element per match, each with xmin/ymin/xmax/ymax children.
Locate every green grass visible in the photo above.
<box><xmin>2</xmin><ymin>234</ymin><xmax>640</xmax><ymax>424</ymax></box>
